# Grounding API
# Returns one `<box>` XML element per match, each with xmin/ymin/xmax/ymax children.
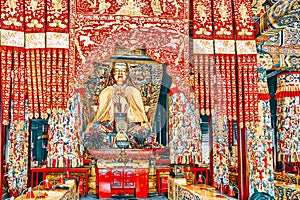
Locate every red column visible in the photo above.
<box><xmin>209</xmin><ymin>116</ymin><xmax>214</xmax><ymax>185</ymax></box>
<box><xmin>0</xmin><ymin>72</ymin><xmax>4</xmax><ymax>199</ymax></box>
<box><xmin>0</xmin><ymin>124</ymin><xmax>4</xmax><ymax>200</ymax></box>
<box><xmin>237</xmin><ymin>127</ymin><xmax>249</xmax><ymax>199</ymax></box>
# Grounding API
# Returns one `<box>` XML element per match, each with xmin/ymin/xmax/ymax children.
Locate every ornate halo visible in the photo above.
<box><xmin>115</xmin><ymin>120</ymin><xmax>128</xmax><ymax>132</ymax></box>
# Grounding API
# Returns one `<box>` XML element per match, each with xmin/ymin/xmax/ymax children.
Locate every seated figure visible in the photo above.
<box><xmin>87</xmin><ymin>62</ymin><xmax>150</xmax><ymax>134</ymax></box>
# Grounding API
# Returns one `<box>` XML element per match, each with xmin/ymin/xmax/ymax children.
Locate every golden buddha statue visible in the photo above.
<box><xmin>88</xmin><ymin>62</ymin><xmax>150</xmax><ymax>133</ymax></box>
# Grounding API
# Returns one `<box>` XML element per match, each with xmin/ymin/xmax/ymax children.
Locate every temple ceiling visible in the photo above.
<box><xmin>253</xmin><ymin>0</ymin><xmax>300</xmax><ymax>71</ymax></box>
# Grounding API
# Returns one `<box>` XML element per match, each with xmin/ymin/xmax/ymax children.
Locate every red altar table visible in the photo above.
<box><xmin>96</xmin><ymin>168</ymin><xmax>149</xmax><ymax>199</ymax></box>
<box><xmin>90</xmin><ymin>148</ymin><xmax>154</xmax><ymax>160</ymax></box>
<box><xmin>30</xmin><ymin>167</ymin><xmax>89</xmax><ymax>195</ymax></box>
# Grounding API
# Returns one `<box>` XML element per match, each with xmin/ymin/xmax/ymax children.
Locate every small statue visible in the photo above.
<box><xmin>115</xmin><ymin>120</ymin><xmax>130</xmax><ymax>149</ymax></box>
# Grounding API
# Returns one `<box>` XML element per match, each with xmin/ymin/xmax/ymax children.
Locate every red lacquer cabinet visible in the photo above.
<box><xmin>96</xmin><ymin>168</ymin><xmax>149</xmax><ymax>199</ymax></box>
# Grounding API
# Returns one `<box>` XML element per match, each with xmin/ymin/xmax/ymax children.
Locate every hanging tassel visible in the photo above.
<box><xmin>199</xmin><ymin>55</ymin><xmax>205</xmax><ymax>115</ymax></box>
<box><xmin>207</xmin><ymin>55</ymin><xmax>213</xmax><ymax>114</ymax></box>
<box><xmin>1</xmin><ymin>47</ymin><xmax>10</xmax><ymax>125</ymax></box>
<box><xmin>220</xmin><ymin>55</ymin><xmax>227</xmax><ymax>118</ymax></box>
<box><xmin>46</xmin><ymin>49</ymin><xmax>52</xmax><ymax>114</ymax></box>
<box><xmin>31</xmin><ymin>49</ymin><xmax>40</xmax><ymax>118</ymax></box>
<box><xmin>19</xmin><ymin>49</ymin><xmax>26</xmax><ymax>123</ymax></box>
<box><xmin>26</xmin><ymin>49</ymin><xmax>34</xmax><ymax>119</ymax></box>
<box><xmin>251</xmin><ymin>55</ymin><xmax>259</xmax><ymax>124</ymax></box>
<box><xmin>214</xmin><ymin>55</ymin><xmax>221</xmax><ymax>117</ymax></box>
<box><xmin>63</xmin><ymin>49</ymin><xmax>70</xmax><ymax>110</ymax></box>
<box><xmin>52</xmin><ymin>49</ymin><xmax>58</xmax><ymax>111</ymax></box>
<box><xmin>194</xmin><ymin>55</ymin><xmax>200</xmax><ymax>109</ymax></box>
<box><xmin>237</xmin><ymin>55</ymin><xmax>244</xmax><ymax>128</ymax></box>
<box><xmin>57</xmin><ymin>49</ymin><xmax>64</xmax><ymax>112</ymax></box>
<box><xmin>36</xmin><ymin>49</ymin><xmax>44</xmax><ymax>119</ymax></box>
<box><xmin>41</xmin><ymin>49</ymin><xmax>48</xmax><ymax>119</ymax></box>
<box><xmin>229</xmin><ymin>55</ymin><xmax>237</xmax><ymax>120</ymax></box>
<box><xmin>225</xmin><ymin>56</ymin><xmax>232</xmax><ymax>120</ymax></box>
<box><xmin>204</xmin><ymin>55</ymin><xmax>211</xmax><ymax>115</ymax></box>
<box><xmin>3</xmin><ymin>47</ymin><xmax>13</xmax><ymax>125</ymax></box>
<box><xmin>13</xmin><ymin>48</ymin><xmax>20</xmax><ymax>127</ymax></box>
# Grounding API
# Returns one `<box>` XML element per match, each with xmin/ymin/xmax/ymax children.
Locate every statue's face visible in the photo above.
<box><xmin>112</xmin><ymin>63</ymin><xmax>129</xmax><ymax>86</ymax></box>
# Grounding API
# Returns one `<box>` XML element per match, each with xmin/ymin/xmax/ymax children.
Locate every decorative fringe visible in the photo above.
<box><xmin>275</xmin><ymin>88</ymin><xmax>300</xmax><ymax>99</ymax></box>
<box><xmin>1</xmin><ymin>47</ymin><xmax>13</xmax><ymax>125</ymax></box>
<box><xmin>275</xmin><ymin>72</ymin><xmax>300</xmax><ymax>99</ymax></box>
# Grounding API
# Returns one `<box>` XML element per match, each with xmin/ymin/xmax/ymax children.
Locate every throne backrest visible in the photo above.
<box><xmin>82</xmin><ymin>59</ymin><xmax>163</xmax><ymax>130</ymax></box>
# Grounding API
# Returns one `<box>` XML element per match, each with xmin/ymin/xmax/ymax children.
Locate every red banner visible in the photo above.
<box><xmin>213</xmin><ymin>0</ymin><xmax>235</xmax><ymax>118</ymax></box>
<box><xmin>1</xmin><ymin>47</ymin><xmax>11</xmax><ymax>125</ymax></box>
<box><xmin>193</xmin><ymin>0</ymin><xmax>214</xmax><ymax>115</ymax></box>
<box><xmin>0</xmin><ymin>0</ymin><xmax>24</xmax><ymax>31</ymax></box>
<box><xmin>213</xmin><ymin>0</ymin><xmax>234</xmax><ymax>40</ymax></box>
<box><xmin>233</xmin><ymin>0</ymin><xmax>255</xmax><ymax>41</ymax></box>
<box><xmin>46</xmin><ymin>0</ymin><xmax>69</xmax><ymax>33</ymax></box>
<box><xmin>233</xmin><ymin>0</ymin><xmax>258</xmax><ymax>127</ymax></box>
<box><xmin>1</xmin><ymin>0</ymin><xmax>25</xmax><ymax>124</ymax></box>
<box><xmin>193</xmin><ymin>0</ymin><xmax>213</xmax><ymax>39</ymax></box>
<box><xmin>25</xmin><ymin>0</ymin><xmax>46</xmax><ymax>33</ymax></box>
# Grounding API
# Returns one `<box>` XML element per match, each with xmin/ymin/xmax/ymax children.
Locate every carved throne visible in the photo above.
<box><xmin>81</xmin><ymin>47</ymin><xmax>163</xmax><ymax>150</ymax></box>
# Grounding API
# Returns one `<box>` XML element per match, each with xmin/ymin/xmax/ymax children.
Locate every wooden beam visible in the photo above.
<box><xmin>258</xmin><ymin>0</ymin><xmax>298</xmax><ymax>35</ymax></box>
<box><xmin>262</xmin><ymin>46</ymin><xmax>300</xmax><ymax>56</ymax></box>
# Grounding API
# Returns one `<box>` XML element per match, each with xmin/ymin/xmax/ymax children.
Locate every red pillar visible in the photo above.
<box><xmin>237</xmin><ymin>127</ymin><xmax>249</xmax><ymax>200</ymax></box>
<box><xmin>0</xmin><ymin>125</ymin><xmax>4</xmax><ymax>199</ymax></box>
<box><xmin>0</xmin><ymin>86</ymin><xmax>4</xmax><ymax>199</ymax></box>
<box><xmin>208</xmin><ymin>116</ymin><xmax>214</xmax><ymax>185</ymax></box>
